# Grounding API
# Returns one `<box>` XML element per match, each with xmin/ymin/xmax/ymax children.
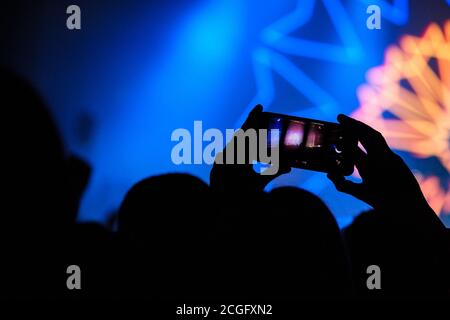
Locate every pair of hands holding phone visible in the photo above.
<box><xmin>211</xmin><ymin>105</ymin><xmax>435</xmax><ymax>216</ymax></box>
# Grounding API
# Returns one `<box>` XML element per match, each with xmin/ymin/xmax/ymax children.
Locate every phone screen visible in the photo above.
<box><xmin>265</xmin><ymin>113</ymin><xmax>355</xmax><ymax>175</ymax></box>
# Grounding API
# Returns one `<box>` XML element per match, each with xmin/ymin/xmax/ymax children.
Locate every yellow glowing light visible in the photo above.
<box><xmin>353</xmin><ymin>21</ymin><xmax>450</xmax><ymax>216</ymax></box>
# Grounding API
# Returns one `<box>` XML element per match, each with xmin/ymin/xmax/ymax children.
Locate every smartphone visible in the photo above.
<box><xmin>261</xmin><ymin>112</ymin><xmax>356</xmax><ymax>175</ymax></box>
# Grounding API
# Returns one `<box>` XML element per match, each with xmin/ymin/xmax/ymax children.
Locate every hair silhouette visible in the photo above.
<box><xmin>118</xmin><ymin>173</ymin><xmax>213</xmax><ymax>298</ymax></box>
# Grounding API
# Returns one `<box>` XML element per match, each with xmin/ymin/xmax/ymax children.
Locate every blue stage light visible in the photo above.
<box><xmin>180</xmin><ymin>1</ymin><xmax>243</xmax><ymax>65</ymax></box>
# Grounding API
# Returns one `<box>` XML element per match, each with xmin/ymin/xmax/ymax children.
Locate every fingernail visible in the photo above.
<box><xmin>337</xmin><ymin>114</ymin><xmax>351</xmax><ymax>124</ymax></box>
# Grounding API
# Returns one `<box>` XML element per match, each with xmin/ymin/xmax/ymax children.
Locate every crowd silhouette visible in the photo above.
<box><xmin>1</xmin><ymin>69</ymin><xmax>449</xmax><ymax>300</ymax></box>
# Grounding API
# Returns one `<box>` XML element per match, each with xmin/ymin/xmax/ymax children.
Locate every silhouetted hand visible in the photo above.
<box><xmin>327</xmin><ymin>114</ymin><xmax>431</xmax><ymax>213</ymax></box>
<box><xmin>331</xmin><ymin>115</ymin><xmax>450</xmax><ymax>292</ymax></box>
<box><xmin>210</xmin><ymin>105</ymin><xmax>290</xmax><ymax>193</ymax></box>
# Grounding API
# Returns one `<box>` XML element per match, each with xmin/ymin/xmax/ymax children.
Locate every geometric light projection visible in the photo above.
<box><xmin>358</xmin><ymin>0</ymin><xmax>409</xmax><ymax>25</ymax></box>
<box><xmin>235</xmin><ymin>0</ymin><xmax>414</xmax><ymax>228</ymax></box>
<box><xmin>236</xmin><ymin>0</ymin><xmax>364</xmax><ymax>127</ymax></box>
<box><xmin>415</xmin><ymin>174</ymin><xmax>450</xmax><ymax>216</ymax></box>
<box><xmin>353</xmin><ymin>21</ymin><xmax>450</xmax><ymax>217</ymax></box>
<box><xmin>239</xmin><ymin>0</ymin><xmax>414</xmax><ymax>127</ymax></box>
<box><xmin>230</xmin><ymin>0</ymin><xmax>450</xmax><ymax>227</ymax></box>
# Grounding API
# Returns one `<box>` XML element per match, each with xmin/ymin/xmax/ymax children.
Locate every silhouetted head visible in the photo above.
<box><xmin>262</xmin><ymin>186</ymin><xmax>352</xmax><ymax>297</ymax></box>
<box><xmin>344</xmin><ymin>209</ymin><xmax>450</xmax><ymax>297</ymax></box>
<box><xmin>118</xmin><ymin>173</ymin><xmax>210</xmax><ymax>246</ymax></box>
<box><xmin>117</xmin><ymin>173</ymin><xmax>212</xmax><ymax>298</ymax></box>
<box><xmin>269</xmin><ymin>186</ymin><xmax>339</xmax><ymax>232</ymax></box>
<box><xmin>214</xmin><ymin>186</ymin><xmax>352</xmax><ymax>298</ymax></box>
<box><xmin>1</xmin><ymin>68</ymin><xmax>71</xmax><ymax>233</ymax></box>
<box><xmin>0</xmin><ymin>68</ymin><xmax>89</xmax><ymax>298</ymax></box>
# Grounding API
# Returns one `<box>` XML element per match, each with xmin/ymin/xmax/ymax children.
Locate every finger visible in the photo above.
<box><xmin>242</xmin><ymin>104</ymin><xmax>263</xmax><ymax>130</ymax></box>
<box><xmin>352</xmin><ymin>145</ymin><xmax>366</xmax><ymax>161</ymax></box>
<box><xmin>337</xmin><ymin>114</ymin><xmax>390</xmax><ymax>155</ymax></box>
<box><xmin>353</xmin><ymin>146</ymin><xmax>369</xmax><ymax>177</ymax></box>
<box><xmin>327</xmin><ymin>173</ymin><xmax>367</xmax><ymax>201</ymax></box>
<box><xmin>277</xmin><ymin>164</ymin><xmax>292</xmax><ymax>176</ymax></box>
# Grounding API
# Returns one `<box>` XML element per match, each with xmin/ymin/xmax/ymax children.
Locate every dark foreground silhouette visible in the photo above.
<box><xmin>0</xmin><ymin>70</ymin><xmax>449</xmax><ymax>299</ymax></box>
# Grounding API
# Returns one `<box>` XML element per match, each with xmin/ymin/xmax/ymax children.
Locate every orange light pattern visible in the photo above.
<box><xmin>415</xmin><ymin>174</ymin><xmax>450</xmax><ymax>215</ymax></box>
<box><xmin>353</xmin><ymin>21</ymin><xmax>450</xmax><ymax>217</ymax></box>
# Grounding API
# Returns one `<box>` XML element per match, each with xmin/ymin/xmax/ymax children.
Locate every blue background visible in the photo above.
<box><xmin>1</xmin><ymin>0</ymin><xmax>449</xmax><ymax>227</ymax></box>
